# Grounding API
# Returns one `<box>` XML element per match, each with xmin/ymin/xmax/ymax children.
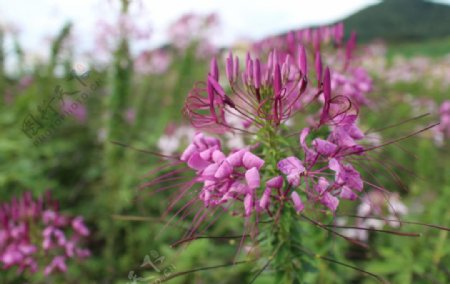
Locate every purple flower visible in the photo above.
<box><xmin>277</xmin><ymin>157</ymin><xmax>305</xmax><ymax>187</ymax></box>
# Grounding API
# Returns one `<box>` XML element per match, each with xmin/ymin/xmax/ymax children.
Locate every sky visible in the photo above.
<box><xmin>1</xmin><ymin>0</ymin><xmax>450</xmax><ymax>55</ymax></box>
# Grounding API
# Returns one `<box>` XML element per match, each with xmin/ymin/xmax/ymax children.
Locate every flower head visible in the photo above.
<box><xmin>148</xmin><ymin>24</ymin><xmax>383</xmax><ymax>243</ymax></box>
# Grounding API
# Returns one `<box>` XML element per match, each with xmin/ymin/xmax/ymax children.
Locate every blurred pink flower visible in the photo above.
<box><xmin>437</xmin><ymin>100</ymin><xmax>450</xmax><ymax>139</ymax></box>
<box><xmin>61</xmin><ymin>99</ymin><xmax>87</xmax><ymax>123</ymax></box>
<box><xmin>0</xmin><ymin>192</ymin><xmax>90</xmax><ymax>275</ymax></box>
<box><xmin>124</xmin><ymin>108</ymin><xmax>136</xmax><ymax>125</ymax></box>
<box><xmin>340</xmin><ymin>191</ymin><xmax>408</xmax><ymax>241</ymax></box>
<box><xmin>19</xmin><ymin>75</ymin><xmax>34</xmax><ymax>90</ymax></box>
<box><xmin>167</xmin><ymin>13</ymin><xmax>219</xmax><ymax>57</ymax></box>
<box><xmin>134</xmin><ymin>49</ymin><xmax>172</xmax><ymax>75</ymax></box>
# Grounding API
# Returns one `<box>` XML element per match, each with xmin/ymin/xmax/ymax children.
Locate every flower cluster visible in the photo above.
<box><xmin>0</xmin><ymin>192</ymin><xmax>90</xmax><ymax>275</ymax></box>
<box><xmin>278</xmin><ymin>116</ymin><xmax>365</xmax><ymax>213</ymax></box>
<box><xmin>181</xmin><ymin>133</ymin><xmax>272</xmax><ymax>216</ymax></box>
<box><xmin>184</xmin><ymin>41</ymin><xmax>365</xmax><ymax>134</ymax></box>
<box><xmin>178</xmin><ymin>111</ymin><xmax>366</xmax><ymax>217</ymax></box>
<box><xmin>173</xmin><ymin>32</ymin><xmax>371</xmax><ymax>223</ymax></box>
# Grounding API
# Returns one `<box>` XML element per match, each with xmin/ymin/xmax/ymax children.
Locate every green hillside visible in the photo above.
<box><xmin>343</xmin><ymin>0</ymin><xmax>450</xmax><ymax>42</ymax></box>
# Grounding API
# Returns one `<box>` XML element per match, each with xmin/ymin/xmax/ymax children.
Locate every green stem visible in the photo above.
<box><xmin>270</xmin><ymin>209</ymin><xmax>305</xmax><ymax>284</ymax></box>
<box><xmin>257</xmin><ymin>123</ymin><xmax>310</xmax><ymax>283</ymax></box>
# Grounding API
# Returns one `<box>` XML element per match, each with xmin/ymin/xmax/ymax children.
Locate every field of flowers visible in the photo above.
<box><xmin>1</xmin><ymin>2</ymin><xmax>449</xmax><ymax>284</ymax></box>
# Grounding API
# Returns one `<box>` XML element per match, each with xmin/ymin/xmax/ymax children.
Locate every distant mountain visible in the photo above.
<box><xmin>343</xmin><ymin>0</ymin><xmax>450</xmax><ymax>42</ymax></box>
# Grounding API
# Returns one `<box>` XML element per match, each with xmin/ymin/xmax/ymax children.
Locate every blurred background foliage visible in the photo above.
<box><xmin>1</xmin><ymin>0</ymin><xmax>449</xmax><ymax>283</ymax></box>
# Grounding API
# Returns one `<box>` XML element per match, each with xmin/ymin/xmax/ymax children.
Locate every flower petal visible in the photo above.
<box><xmin>245</xmin><ymin>167</ymin><xmax>260</xmax><ymax>189</ymax></box>
<box><xmin>242</xmin><ymin>152</ymin><xmax>264</xmax><ymax>169</ymax></box>
<box><xmin>266</xmin><ymin>176</ymin><xmax>283</xmax><ymax>189</ymax></box>
<box><xmin>291</xmin><ymin>191</ymin><xmax>304</xmax><ymax>213</ymax></box>
<box><xmin>214</xmin><ymin>161</ymin><xmax>233</xmax><ymax>179</ymax></box>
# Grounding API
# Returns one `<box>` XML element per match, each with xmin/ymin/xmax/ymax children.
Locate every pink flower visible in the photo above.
<box><xmin>312</xmin><ymin>139</ymin><xmax>338</xmax><ymax>156</ymax></box>
<box><xmin>314</xmin><ymin>178</ymin><xmax>339</xmax><ymax>211</ymax></box>
<box><xmin>244</xmin><ymin>194</ymin><xmax>253</xmax><ymax>217</ymax></box>
<box><xmin>329</xmin><ymin>114</ymin><xmax>365</xmax><ymax>152</ymax></box>
<box><xmin>259</xmin><ymin>188</ymin><xmax>272</xmax><ymax>210</ymax></box>
<box><xmin>179</xmin><ymin>133</ymin><xmax>270</xmax><ymax>213</ymax></box>
<box><xmin>147</xmin><ymin>22</ymin><xmax>382</xmax><ymax>240</ymax></box>
<box><xmin>214</xmin><ymin>161</ymin><xmax>233</xmax><ymax>179</ymax></box>
<box><xmin>291</xmin><ymin>191</ymin><xmax>304</xmax><ymax>213</ymax></box>
<box><xmin>72</xmin><ymin>217</ymin><xmax>90</xmax><ymax>236</ymax></box>
<box><xmin>226</xmin><ymin>149</ymin><xmax>246</xmax><ymax>167</ymax></box>
<box><xmin>437</xmin><ymin>100</ymin><xmax>450</xmax><ymax>139</ymax></box>
<box><xmin>242</xmin><ymin>152</ymin><xmax>265</xmax><ymax>169</ymax></box>
<box><xmin>245</xmin><ymin>167</ymin><xmax>261</xmax><ymax>189</ymax></box>
<box><xmin>339</xmin><ymin>186</ymin><xmax>357</xmax><ymax>200</ymax></box>
<box><xmin>329</xmin><ymin>158</ymin><xmax>363</xmax><ymax>192</ymax></box>
<box><xmin>277</xmin><ymin>157</ymin><xmax>305</xmax><ymax>187</ymax></box>
<box><xmin>266</xmin><ymin>176</ymin><xmax>283</xmax><ymax>189</ymax></box>
<box><xmin>44</xmin><ymin>256</ymin><xmax>67</xmax><ymax>276</ymax></box>
<box><xmin>185</xmin><ymin>48</ymin><xmax>311</xmax><ymax>132</ymax></box>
